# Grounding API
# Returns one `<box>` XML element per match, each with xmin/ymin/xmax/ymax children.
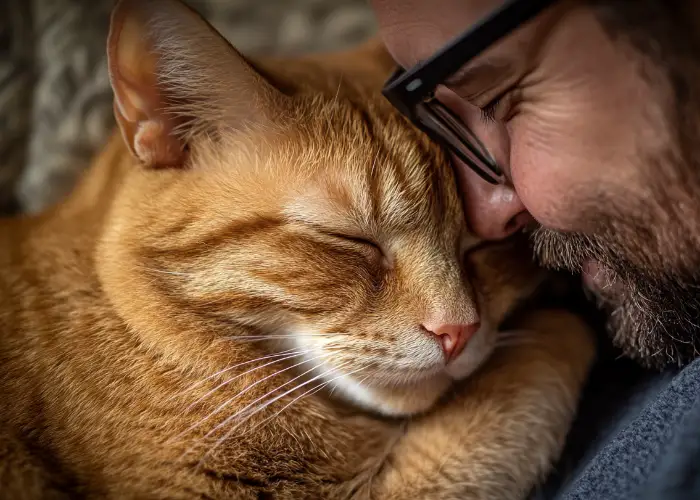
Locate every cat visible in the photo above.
<box><xmin>0</xmin><ymin>0</ymin><xmax>596</xmax><ymax>498</ymax></box>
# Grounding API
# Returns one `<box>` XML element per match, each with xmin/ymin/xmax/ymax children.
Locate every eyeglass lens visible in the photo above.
<box><xmin>415</xmin><ymin>99</ymin><xmax>505</xmax><ymax>185</ymax></box>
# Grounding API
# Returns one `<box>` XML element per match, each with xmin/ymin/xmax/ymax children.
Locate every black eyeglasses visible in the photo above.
<box><xmin>381</xmin><ymin>0</ymin><xmax>559</xmax><ymax>185</ymax></box>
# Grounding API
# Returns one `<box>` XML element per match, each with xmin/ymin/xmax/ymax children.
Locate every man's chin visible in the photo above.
<box><xmin>582</xmin><ymin>264</ymin><xmax>700</xmax><ymax>369</ymax></box>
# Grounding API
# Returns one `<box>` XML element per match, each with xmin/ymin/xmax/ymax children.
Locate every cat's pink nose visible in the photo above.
<box><xmin>423</xmin><ymin>322</ymin><xmax>481</xmax><ymax>362</ymax></box>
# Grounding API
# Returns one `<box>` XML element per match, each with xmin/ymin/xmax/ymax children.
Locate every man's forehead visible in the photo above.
<box><xmin>372</xmin><ymin>0</ymin><xmax>502</xmax><ymax>67</ymax></box>
<box><xmin>371</xmin><ymin>0</ymin><xmax>501</xmax><ymax>34</ymax></box>
<box><xmin>373</xmin><ymin>0</ymin><xmax>570</xmax><ymax>95</ymax></box>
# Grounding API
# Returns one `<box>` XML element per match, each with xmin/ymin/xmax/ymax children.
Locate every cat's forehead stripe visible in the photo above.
<box><xmin>326</xmin><ymin>101</ymin><xmax>453</xmax><ymax>233</ymax></box>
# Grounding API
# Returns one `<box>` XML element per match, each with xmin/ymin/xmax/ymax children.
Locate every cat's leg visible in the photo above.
<box><xmin>366</xmin><ymin>309</ymin><xmax>596</xmax><ymax>500</ymax></box>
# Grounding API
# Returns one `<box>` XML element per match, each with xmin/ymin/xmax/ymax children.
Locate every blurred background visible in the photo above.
<box><xmin>0</xmin><ymin>0</ymin><xmax>377</xmax><ymax>215</ymax></box>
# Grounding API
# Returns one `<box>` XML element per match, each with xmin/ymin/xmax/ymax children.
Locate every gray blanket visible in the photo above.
<box><xmin>0</xmin><ymin>0</ymin><xmax>376</xmax><ymax>214</ymax></box>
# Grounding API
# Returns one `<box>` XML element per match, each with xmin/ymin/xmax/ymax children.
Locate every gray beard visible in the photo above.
<box><xmin>530</xmin><ymin>226</ymin><xmax>700</xmax><ymax>369</ymax></box>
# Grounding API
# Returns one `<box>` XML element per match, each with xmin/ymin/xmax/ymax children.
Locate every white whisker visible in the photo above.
<box><xmin>234</xmin><ymin>362</ymin><xmax>357</xmax><ymax>423</ymax></box>
<box><xmin>195</xmin><ymin>363</ymin><xmax>364</xmax><ymax>467</ymax></box>
<box><xmin>170</xmin><ymin>352</ymin><xmax>330</xmax><ymax>445</ymax></box>
<box><xmin>166</xmin><ymin>348</ymin><xmax>303</xmax><ymax>402</ymax></box>
<box><xmin>224</xmin><ymin>333</ymin><xmax>348</xmax><ymax>342</ymax></box>
<box><xmin>245</xmin><ymin>365</ymin><xmax>366</xmax><ymax>435</ymax></box>
<box><xmin>184</xmin><ymin>350</ymin><xmax>311</xmax><ymax>411</ymax></box>
<box><xmin>199</xmin><ymin>361</ymin><xmax>339</xmax><ymax>442</ymax></box>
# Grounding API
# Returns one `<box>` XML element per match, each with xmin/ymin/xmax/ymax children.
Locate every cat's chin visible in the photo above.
<box><xmin>330</xmin><ymin>372</ymin><xmax>453</xmax><ymax>417</ymax></box>
<box><xmin>320</xmin><ymin>328</ymin><xmax>497</xmax><ymax>417</ymax></box>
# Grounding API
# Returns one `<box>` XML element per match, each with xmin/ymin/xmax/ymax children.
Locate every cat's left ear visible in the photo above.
<box><xmin>107</xmin><ymin>0</ymin><xmax>286</xmax><ymax>168</ymax></box>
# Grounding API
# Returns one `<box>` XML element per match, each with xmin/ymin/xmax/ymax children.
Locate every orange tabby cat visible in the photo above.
<box><xmin>0</xmin><ymin>0</ymin><xmax>596</xmax><ymax>498</ymax></box>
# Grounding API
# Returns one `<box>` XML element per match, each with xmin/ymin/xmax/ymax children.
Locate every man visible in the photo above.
<box><xmin>369</xmin><ymin>0</ymin><xmax>700</xmax><ymax>499</ymax></box>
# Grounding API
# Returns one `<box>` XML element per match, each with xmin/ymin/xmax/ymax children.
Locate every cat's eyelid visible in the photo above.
<box><xmin>317</xmin><ymin>228</ymin><xmax>380</xmax><ymax>249</ymax></box>
<box><xmin>283</xmin><ymin>211</ymin><xmax>381</xmax><ymax>249</ymax></box>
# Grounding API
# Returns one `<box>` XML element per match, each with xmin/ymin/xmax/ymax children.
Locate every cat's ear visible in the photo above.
<box><xmin>107</xmin><ymin>0</ymin><xmax>284</xmax><ymax>168</ymax></box>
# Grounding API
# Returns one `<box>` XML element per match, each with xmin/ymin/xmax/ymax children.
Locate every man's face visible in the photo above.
<box><xmin>372</xmin><ymin>0</ymin><xmax>700</xmax><ymax>368</ymax></box>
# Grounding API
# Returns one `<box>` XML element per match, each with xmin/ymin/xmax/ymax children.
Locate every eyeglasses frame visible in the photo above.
<box><xmin>381</xmin><ymin>0</ymin><xmax>560</xmax><ymax>184</ymax></box>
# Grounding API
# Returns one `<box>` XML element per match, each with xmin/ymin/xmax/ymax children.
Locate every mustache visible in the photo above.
<box><xmin>530</xmin><ymin>225</ymin><xmax>684</xmax><ymax>302</ymax></box>
<box><xmin>529</xmin><ymin>226</ymin><xmax>612</xmax><ymax>273</ymax></box>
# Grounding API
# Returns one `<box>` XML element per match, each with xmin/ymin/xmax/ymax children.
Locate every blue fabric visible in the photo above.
<box><xmin>541</xmin><ymin>356</ymin><xmax>700</xmax><ymax>500</ymax></box>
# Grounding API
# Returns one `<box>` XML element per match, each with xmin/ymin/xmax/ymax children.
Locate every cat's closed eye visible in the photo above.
<box><xmin>321</xmin><ymin>230</ymin><xmax>381</xmax><ymax>252</ymax></box>
<box><xmin>316</xmin><ymin>229</ymin><xmax>389</xmax><ymax>268</ymax></box>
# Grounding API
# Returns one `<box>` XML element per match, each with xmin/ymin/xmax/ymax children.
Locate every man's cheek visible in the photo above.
<box><xmin>508</xmin><ymin>120</ymin><xmax>590</xmax><ymax>232</ymax></box>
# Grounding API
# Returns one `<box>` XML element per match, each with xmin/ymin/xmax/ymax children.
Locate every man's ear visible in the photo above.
<box><xmin>107</xmin><ymin>0</ymin><xmax>286</xmax><ymax>168</ymax></box>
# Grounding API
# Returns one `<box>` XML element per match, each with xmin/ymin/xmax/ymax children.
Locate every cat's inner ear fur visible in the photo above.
<box><xmin>107</xmin><ymin>0</ymin><xmax>286</xmax><ymax>168</ymax></box>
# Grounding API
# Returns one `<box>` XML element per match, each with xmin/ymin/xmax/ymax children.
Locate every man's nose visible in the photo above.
<box><xmin>459</xmin><ymin>165</ymin><xmax>533</xmax><ymax>240</ymax></box>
